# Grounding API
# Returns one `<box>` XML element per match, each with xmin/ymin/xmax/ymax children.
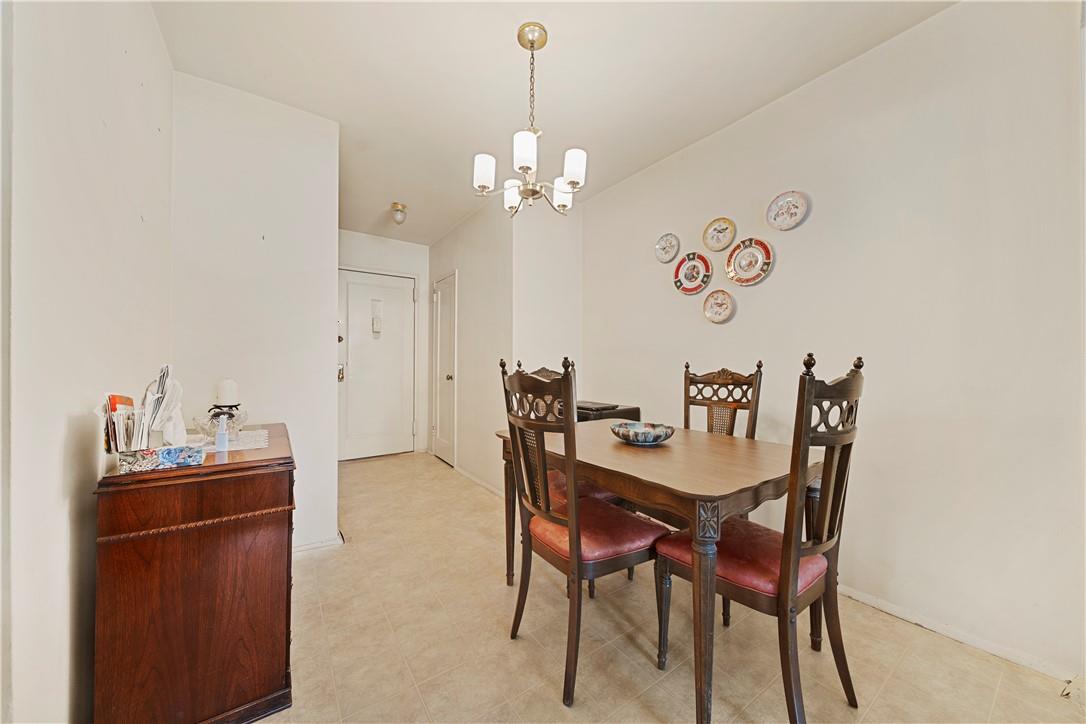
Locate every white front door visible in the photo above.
<box><xmin>337</xmin><ymin>269</ymin><xmax>415</xmax><ymax>460</ymax></box>
<box><xmin>432</xmin><ymin>273</ymin><xmax>457</xmax><ymax>465</ymax></box>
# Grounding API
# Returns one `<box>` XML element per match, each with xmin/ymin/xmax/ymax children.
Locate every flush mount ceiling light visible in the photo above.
<box><xmin>471</xmin><ymin>22</ymin><xmax>587</xmax><ymax>218</ymax></box>
<box><xmin>390</xmin><ymin>201</ymin><xmax>407</xmax><ymax>225</ymax></box>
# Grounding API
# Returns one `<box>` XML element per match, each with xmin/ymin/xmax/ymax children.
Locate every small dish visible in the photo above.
<box><xmin>703</xmin><ymin>289</ymin><xmax>735</xmax><ymax>323</ymax></box>
<box><xmin>610</xmin><ymin>422</ymin><xmax>675</xmax><ymax>447</ymax></box>
<box><xmin>767</xmin><ymin>191</ymin><xmax>809</xmax><ymax>230</ymax></box>
<box><xmin>655</xmin><ymin>233</ymin><xmax>680</xmax><ymax>263</ymax></box>
<box><xmin>703</xmin><ymin>217</ymin><xmax>736</xmax><ymax>252</ymax></box>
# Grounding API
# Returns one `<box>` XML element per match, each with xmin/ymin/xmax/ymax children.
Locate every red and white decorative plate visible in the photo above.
<box><xmin>726</xmin><ymin>238</ymin><xmax>773</xmax><ymax>286</ymax></box>
<box><xmin>673</xmin><ymin>252</ymin><xmax>712</xmax><ymax>295</ymax></box>
<box><xmin>703</xmin><ymin>290</ymin><xmax>735</xmax><ymax>323</ymax></box>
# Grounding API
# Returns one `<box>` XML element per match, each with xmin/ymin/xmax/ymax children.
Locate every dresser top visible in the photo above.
<box><xmin>98</xmin><ymin>423</ymin><xmax>294</xmax><ymax>491</ymax></box>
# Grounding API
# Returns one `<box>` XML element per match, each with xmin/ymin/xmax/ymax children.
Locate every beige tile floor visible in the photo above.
<box><xmin>272</xmin><ymin>453</ymin><xmax>1083</xmax><ymax>724</ymax></box>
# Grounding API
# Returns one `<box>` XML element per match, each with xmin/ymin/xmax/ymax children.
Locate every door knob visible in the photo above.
<box><xmin>338</xmin><ymin>364</ymin><xmax>345</xmax><ymax>382</ymax></box>
<box><xmin>445</xmin><ymin>374</ymin><xmax>454</xmax><ymax>381</ymax></box>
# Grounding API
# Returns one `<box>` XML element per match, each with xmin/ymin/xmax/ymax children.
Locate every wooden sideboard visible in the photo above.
<box><xmin>94</xmin><ymin>423</ymin><xmax>296</xmax><ymax>723</ymax></box>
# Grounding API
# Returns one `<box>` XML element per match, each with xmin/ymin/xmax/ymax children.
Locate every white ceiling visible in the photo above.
<box><xmin>153</xmin><ymin>2</ymin><xmax>948</xmax><ymax>245</ymax></box>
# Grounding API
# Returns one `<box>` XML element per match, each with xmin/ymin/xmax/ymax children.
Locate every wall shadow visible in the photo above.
<box><xmin>63</xmin><ymin>412</ymin><xmax>100</xmax><ymax>722</ymax></box>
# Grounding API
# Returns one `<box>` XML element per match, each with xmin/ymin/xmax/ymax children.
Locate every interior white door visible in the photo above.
<box><xmin>432</xmin><ymin>273</ymin><xmax>457</xmax><ymax>465</ymax></box>
<box><xmin>338</xmin><ymin>269</ymin><xmax>415</xmax><ymax>460</ymax></box>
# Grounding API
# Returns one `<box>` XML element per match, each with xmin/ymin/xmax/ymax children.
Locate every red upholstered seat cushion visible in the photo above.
<box><xmin>546</xmin><ymin>469</ymin><xmax>618</xmax><ymax>506</ymax></box>
<box><xmin>655</xmin><ymin>518</ymin><xmax>827</xmax><ymax>596</ymax></box>
<box><xmin>529</xmin><ymin>497</ymin><xmax>669</xmax><ymax>563</ymax></box>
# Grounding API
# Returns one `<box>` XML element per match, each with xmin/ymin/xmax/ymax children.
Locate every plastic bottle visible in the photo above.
<box><xmin>215</xmin><ymin>415</ymin><xmax>229</xmax><ymax>452</ymax></box>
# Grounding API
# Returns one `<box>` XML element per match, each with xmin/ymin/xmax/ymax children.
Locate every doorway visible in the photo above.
<box><xmin>337</xmin><ymin>269</ymin><xmax>415</xmax><ymax>460</ymax></box>
<box><xmin>432</xmin><ymin>272</ymin><xmax>457</xmax><ymax>465</ymax></box>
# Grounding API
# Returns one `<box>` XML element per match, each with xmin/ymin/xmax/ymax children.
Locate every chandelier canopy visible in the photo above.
<box><xmin>471</xmin><ymin>22</ymin><xmax>587</xmax><ymax>218</ymax></box>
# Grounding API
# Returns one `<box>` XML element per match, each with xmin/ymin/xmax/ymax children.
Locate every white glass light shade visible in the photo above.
<box><xmin>503</xmin><ymin>179</ymin><xmax>520</xmax><ymax>212</ymax></box>
<box><xmin>552</xmin><ymin>177</ymin><xmax>573</xmax><ymax>210</ymax></box>
<box><xmin>513</xmin><ymin>131</ymin><xmax>537</xmax><ymax>174</ymax></box>
<box><xmin>563</xmin><ymin>148</ymin><xmax>587</xmax><ymax>188</ymax></box>
<box><xmin>472</xmin><ymin>153</ymin><xmax>496</xmax><ymax>191</ymax></box>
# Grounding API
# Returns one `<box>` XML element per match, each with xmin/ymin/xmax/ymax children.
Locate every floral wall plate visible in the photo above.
<box><xmin>655</xmin><ymin>233</ymin><xmax>680</xmax><ymax>263</ymax></box>
<box><xmin>673</xmin><ymin>252</ymin><xmax>712</xmax><ymax>295</ymax></box>
<box><xmin>767</xmin><ymin>191</ymin><xmax>809</xmax><ymax>230</ymax></box>
<box><xmin>702</xmin><ymin>217</ymin><xmax>736</xmax><ymax>252</ymax></box>
<box><xmin>703</xmin><ymin>289</ymin><xmax>735</xmax><ymax>323</ymax></box>
<box><xmin>726</xmin><ymin>238</ymin><xmax>773</xmax><ymax>286</ymax></box>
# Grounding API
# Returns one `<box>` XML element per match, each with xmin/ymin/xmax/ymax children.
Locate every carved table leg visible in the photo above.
<box><xmin>692</xmin><ymin>501</ymin><xmax>720</xmax><ymax>724</ymax></box>
<box><xmin>504</xmin><ymin>459</ymin><xmax>515</xmax><ymax>586</ymax></box>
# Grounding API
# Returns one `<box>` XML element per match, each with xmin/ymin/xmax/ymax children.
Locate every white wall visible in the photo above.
<box><xmin>581</xmin><ymin>2</ymin><xmax>1084</xmax><ymax>678</ymax></box>
<box><xmin>171</xmin><ymin>72</ymin><xmax>340</xmax><ymax>550</ymax></box>
<box><xmin>7</xmin><ymin>4</ymin><xmax>174</xmax><ymax>720</ymax></box>
<box><xmin>339</xmin><ymin>229</ymin><xmax>430</xmax><ymax>452</ymax></box>
<box><xmin>512</xmin><ymin>207</ymin><xmax>584</xmax><ymax>372</ymax></box>
<box><xmin>429</xmin><ymin>204</ymin><xmax>512</xmax><ymax>491</ymax></box>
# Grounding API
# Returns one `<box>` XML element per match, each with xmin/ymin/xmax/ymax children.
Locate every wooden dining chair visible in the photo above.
<box><xmin>683</xmin><ymin>360</ymin><xmax>763</xmax><ymax>439</ymax></box>
<box><xmin>656</xmin><ymin>354</ymin><xmax>865</xmax><ymax>724</ymax></box>
<box><xmin>501</xmin><ymin>358</ymin><xmax>669</xmax><ymax>707</ymax></box>
<box><xmin>683</xmin><ymin>360</ymin><xmax>763</xmax><ymax>627</ymax></box>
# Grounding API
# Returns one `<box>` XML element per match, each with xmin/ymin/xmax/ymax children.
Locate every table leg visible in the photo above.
<box><xmin>504</xmin><ymin>460</ymin><xmax>515</xmax><ymax>586</ymax></box>
<box><xmin>692</xmin><ymin>502</ymin><xmax>720</xmax><ymax>724</ymax></box>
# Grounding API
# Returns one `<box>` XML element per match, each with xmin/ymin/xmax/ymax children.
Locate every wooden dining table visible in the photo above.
<box><xmin>497</xmin><ymin>419</ymin><xmax>821</xmax><ymax>724</ymax></box>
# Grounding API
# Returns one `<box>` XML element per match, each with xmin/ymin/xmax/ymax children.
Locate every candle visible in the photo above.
<box><xmin>216</xmin><ymin>378</ymin><xmax>239</xmax><ymax>406</ymax></box>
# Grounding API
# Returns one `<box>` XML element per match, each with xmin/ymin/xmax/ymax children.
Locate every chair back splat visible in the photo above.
<box><xmin>780</xmin><ymin>354</ymin><xmax>865</xmax><ymax>603</ymax></box>
<box><xmin>500</xmin><ymin>358</ymin><xmax>581</xmax><ymax>563</ymax></box>
<box><xmin>683</xmin><ymin>361</ymin><xmax>764</xmax><ymax>438</ymax></box>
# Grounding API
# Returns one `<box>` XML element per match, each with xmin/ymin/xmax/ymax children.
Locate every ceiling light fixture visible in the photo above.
<box><xmin>471</xmin><ymin>22</ymin><xmax>587</xmax><ymax>218</ymax></box>
<box><xmin>390</xmin><ymin>201</ymin><xmax>407</xmax><ymax>225</ymax></box>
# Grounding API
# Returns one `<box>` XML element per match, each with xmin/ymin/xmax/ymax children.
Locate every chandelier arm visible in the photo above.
<box><xmin>509</xmin><ymin>198</ymin><xmax>525</xmax><ymax>218</ymax></box>
<box><xmin>540</xmin><ymin>190</ymin><xmax>567</xmax><ymax>216</ymax></box>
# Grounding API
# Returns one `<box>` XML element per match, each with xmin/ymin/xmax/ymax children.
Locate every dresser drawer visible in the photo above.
<box><xmin>97</xmin><ymin>470</ymin><xmax>292</xmax><ymax>540</ymax></box>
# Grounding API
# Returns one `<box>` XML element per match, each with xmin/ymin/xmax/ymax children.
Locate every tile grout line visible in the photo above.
<box><xmin>378</xmin><ymin>591</ymin><xmax>437</xmax><ymax>723</ymax></box>
<box><xmin>858</xmin><ymin>641</ymin><xmax>911</xmax><ymax>723</ymax></box>
<box><xmin>985</xmin><ymin>669</ymin><xmax>1004</xmax><ymax>723</ymax></box>
<box><xmin>315</xmin><ymin>596</ymin><xmax>346</xmax><ymax>724</ymax></box>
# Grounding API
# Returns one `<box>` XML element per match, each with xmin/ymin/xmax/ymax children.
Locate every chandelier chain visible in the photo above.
<box><xmin>528</xmin><ymin>50</ymin><xmax>535</xmax><ymax>129</ymax></box>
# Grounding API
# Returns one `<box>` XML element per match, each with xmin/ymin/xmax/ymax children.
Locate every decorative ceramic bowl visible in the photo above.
<box><xmin>610</xmin><ymin>422</ymin><xmax>675</xmax><ymax>447</ymax></box>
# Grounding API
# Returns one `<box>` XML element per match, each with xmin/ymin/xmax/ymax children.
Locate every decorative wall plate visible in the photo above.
<box><xmin>673</xmin><ymin>252</ymin><xmax>712</xmax><ymax>295</ymax></box>
<box><xmin>702</xmin><ymin>217</ymin><xmax>736</xmax><ymax>252</ymax></box>
<box><xmin>726</xmin><ymin>238</ymin><xmax>773</xmax><ymax>286</ymax></box>
<box><xmin>655</xmin><ymin>233</ymin><xmax>680</xmax><ymax>263</ymax></box>
<box><xmin>767</xmin><ymin>191</ymin><xmax>809</xmax><ymax>230</ymax></box>
<box><xmin>703</xmin><ymin>289</ymin><xmax>735</xmax><ymax>324</ymax></box>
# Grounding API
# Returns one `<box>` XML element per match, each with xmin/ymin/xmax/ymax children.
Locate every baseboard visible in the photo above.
<box><xmin>292</xmin><ymin>532</ymin><xmax>343</xmax><ymax>553</ymax></box>
<box><xmin>838</xmin><ymin>585</ymin><xmax>1080</xmax><ymax>682</ymax></box>
<box><xmin>452</xmin><ymin>464</ymin><xmax>502</xmax><ymax>499</ymax></box>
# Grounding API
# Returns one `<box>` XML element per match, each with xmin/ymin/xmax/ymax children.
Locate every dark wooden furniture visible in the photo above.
<box><xmin>576</xmin><ymin>401</ymin><xmax>642</xmax><ymax>422</ymax></box>
<box><xmin>683</xmin><ymin>361</ymin><xmax>763</xmax><ymax>627</ymax></box>
<box><xmin>94</xmin><ymin>423</ymin><xmax>296</xmax><ymax>724</ymax></box>
<box><xmin>504</xmin><ymin>399</ymin><xmax>641</xmax><ymax>587</ymax></box>
<box><xmin>683</xmin><ymin>361</ymin><xmax>762</xmax><ymax>437</ymax></box>
<box><xmin>501</xmin><ymin>359</ymin><xmax>668</xmax><ymax>707</ymax></box>
<box><xmin>498</xmin><ymin>420</ymin><xmax>822</xmax><ymax>723</ymax></box>
<box><xmin>655</xmin><ymin>355</ymin><xmax>865</xmax><ymax>724</ymax></box>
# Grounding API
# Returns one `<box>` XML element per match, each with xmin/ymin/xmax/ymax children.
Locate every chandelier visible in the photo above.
<box><xmin>471</xmin><ymin>22</ymin><xmax>587</xmax><ymax>217</ymax></box>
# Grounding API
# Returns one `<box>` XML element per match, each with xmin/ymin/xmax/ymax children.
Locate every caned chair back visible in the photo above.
<box><xmin>779</xmin><ymin>354</ymin><xmax>865</xmax><ymax>602</ymax></box>
<box><xmin>500</xmin><ymin>358</ymin><xmax>583</xmax><ymax>564</ymax></box>
<box><xmin>683</xmin><ymin>361</ymin><xmax>763</xmax><ymax>439</ymax></box>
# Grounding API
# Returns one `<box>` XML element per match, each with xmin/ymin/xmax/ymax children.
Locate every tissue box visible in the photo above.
<box><xmin>117</xmin><ymin>446</ymin><xmax>205</xmax><ymax>475</ymax></box>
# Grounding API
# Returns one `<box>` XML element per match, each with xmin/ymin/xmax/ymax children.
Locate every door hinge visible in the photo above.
<box><xmin>413</xmin><ymin>287</ymin><xmax>418</xmax><ymax>303</ymax></box>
